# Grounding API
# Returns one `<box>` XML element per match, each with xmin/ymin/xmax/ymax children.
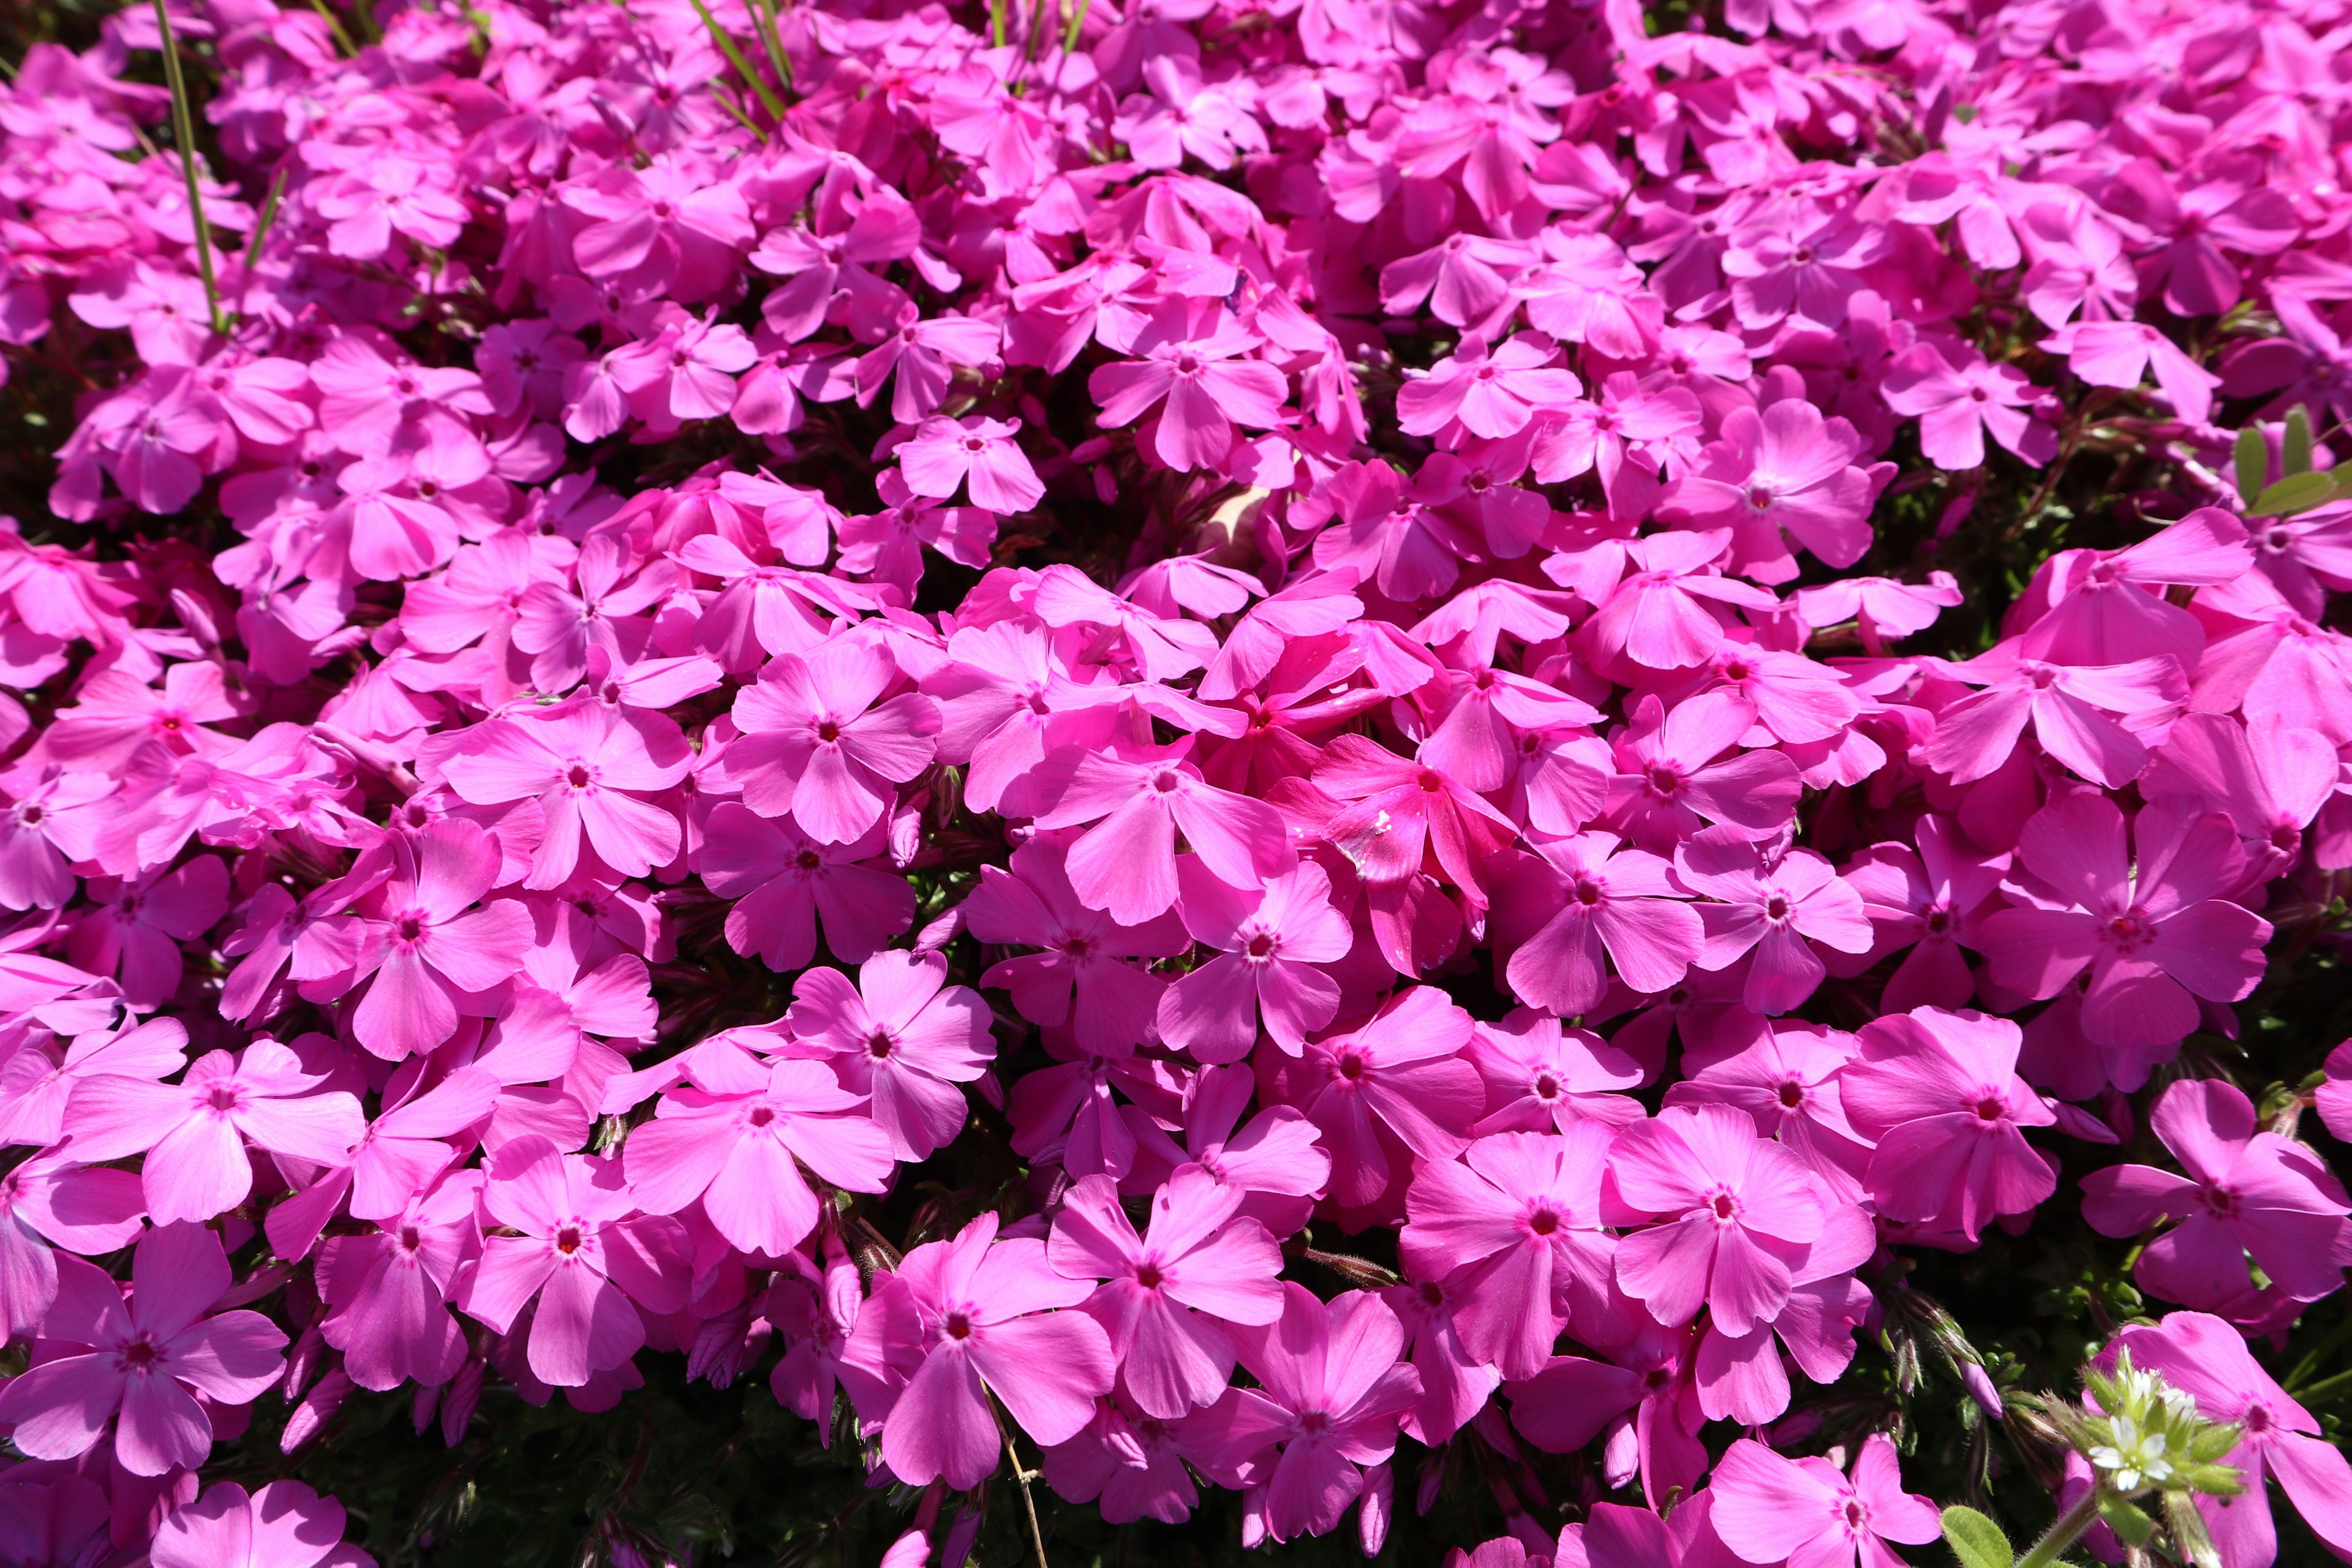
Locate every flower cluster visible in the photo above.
<box><xmin>0</xmin><ymin>0</ymin><xmax>2349</xmax><ymax>1561</ymax></box>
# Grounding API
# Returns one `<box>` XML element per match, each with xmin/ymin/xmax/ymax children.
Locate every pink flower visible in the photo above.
<box><xmin>856</xmin><ymin>307</ymin><xmax>1000</xmax><ymax>424</ymax></box>
<box><xmin>1833</xmin><ymin>817</ymin><xmax>2007</xmax><ymax>1013</ymax></box>
<box><xmin>1158</xmin><ymin>860</ymin><xmax>1351</xmax><ymax>1060</ymax></box>
<box><xmin>1660</xmin><ymin>401</ymin><xmax>1890</xmax><ymax>584</ymax></box>
<box><xmin>1710</xmin><ymin>1433</ymin><xmax>1942</xmax><ymax>1568</ymax></box>
<box><xmin>1607</xmin><ymin>1104</ymin><xmax>1830</xmax><ymax>1335</ymax></box>
<box><xmin>459</xmin><ymin>1134</ymin><xmax>691</xmax><ymax>1388</ymax></box>
<box><xmin>65</xmin><ymin>1038</ymin><xmax>364</xmax><ymax>1225</ymax></box>
<box><xmin>310</xmin><ymin>820</ymin><xmax>535</xmax><ymax>1061</ymax></box>
<box><xmin>1317</xmin><ymin>734</ymin><xmax>1519</xmax><ymax>899</ymax></box>
<box><xmin>1191</xmin><ymin>1284</ymin><xmax>1420</xmax><ymax>1544</ymax></box>
<box><xmin>1401</xmin><ymin>1126</ymin><xmax>1626</xmax><ymax>1379</ymax></box>
<box><xmin>786</xmin><ymin>951</ymin><xmax>993</xmax><ymax>1162</ymax></box>
<box><xmin>1491</xmin><ymin>832</ymin><xmax>1703</xmax><ymax>1017</ymax></box>
<box><xmin>728</xmin><ymin>633</ymin><xmax>941</xmax><ymax>845</ymax></box>
<box><xmin>1675</xmin><ymin>830</ymin><xmax>1874</xmax><ymax>1017</ymax></box>
<box><xmin>844</xmin><ymin>1210</ymin><xmax>1115</xmax><ymax>1489</ymax></box>
<box><xmin>1881</xmin><ymin>343</ymin><xmax>2056</xmax><ymax>469</ymax></box>
<box><xmin>1265</xmin><ymin>986</ymin><xmax>1482</xmax><ymax>1210</ymax></box>
<box><xmin>1048</xmin><ymin>1167</ymin><xmax>1285</xmax><ymax>1417</ymax></box>
<box><xmin>621</xmin><ymin>1044</ymin><xmax>894</xmax><ymax>1258</ymax></box>
<box><xmin>153</xmin><ymin>1479</ymin><xmax>375</xmax><ymax>1568</ymax></box>
<box><xmin>1840</xmin><ymin>1007</ymin><xmax>2058</xmax><ymax>1241</ymax></box>
<box><xmin>1921</xmin><ymin>646</ymin><xmax>2185</xmax><ymax>788</ymax></box>
<box><xmin>316</xmin><ymin>1170</ymin><xmax>482</xmax><ymax>1391</ymax></box>
<box><xmin>0</xmin><ymin>1153</ymin><xmax>141</xmax><ymax>1340</ymax></box>
<box><xmin>2098</xmin><ymin>1313</ymin><xmax>2352</xmax><ymax>1567</ymax></box>
<box><xmin>1031</xmin><ymin>744</ymin><xmax>1294</xmax><ymax>925</ymax></box>
<box><xmin>697</xmin><ymin>804</ymin><xmax>916</xmax><ymax>972</ymax></box>
<box><xmin>896</xmin><ymin>414</ymin><xmax>1046</xmax><ymax>513</ymax></box>
<box><xmin>1396</xmin><ymin>334</ymin><xmax>1583</xmax><ymax>441</ymax></box>
<box><xmin>0</xmin><ymin>1224</ymin><xmax>287</xmax><ymax>1475</ymax></box>
<box><xmin>1306</xmin><ymin>459</ymin><xmax>1484</xmax><ymax>604</ymax></box>
<box><xmin>442</xmin><ymin>706</ymin><xmax>690</xmax><ymax>889</ymax></box>
<box><xmin>1464</xmin><ymin>1010</ymin><xmax>1646</xmax><ymax>1136</ymax></box>
<box><xmin>1090</xmin><ymin>303</ymin><xmax>1289</xmax><ymax>472</ymax></box>
<box><xmin>1975</xmin><ymin>796</ymin><xmax>2272</xmax><ymax>1053</ymax></box>
<box><xmin>2081</xmin><ymin>1077</ymin><xmax>2351</xmax><ymax>1309</ymax></box>
<box><xmin>1605</xmin><ymin>693</ymin><xmax>1802</xmax><ymax>852</ymax></box>
<box><xmin>66</xmin><ymin>853</ymin><xmax>228</xmax><ymax>1006</ymax></box>
<box><xmin>962</xmin><ymin>839</ymin><xmax>1190</xmax><ymax>1054</ymax></box>
<box><xmin>1113</xmin><ymin>56</ymin><xmax>1267</xmax><ymax>172</ymax></box>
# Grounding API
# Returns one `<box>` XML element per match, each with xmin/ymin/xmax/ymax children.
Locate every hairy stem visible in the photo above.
<box><xmin>2016</xmin><ymin>1487</ymin><xmax>2105</xmax><ymax>1568</ymax></box>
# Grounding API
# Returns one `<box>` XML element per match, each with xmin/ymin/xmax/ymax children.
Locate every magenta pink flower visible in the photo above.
<box><xmin>622</xmin><ymin>1045</ymin><xmax>894</xmax><ymax>1258</ymax></box>
<box><xmin>1675</xmin><ymin>830</ymin><xmax>1874</xmax><ymax>1017</ymax></box>
<box><xmin>1268</xmin><ymin>986</ymin><xmax>1482</xmax><ymax>1210</ymax></box>
<box><xmin>843</xmin><ymin>1210</ymin><xmax>1115</xmax><ymax>1489</ymax></box>
<box><xmin>1464</xmin><ymin>1010</ymin><xmax>1646</xmax><ymax>1136</ymax></box>
<box><xmin>1881</xmin><ymin>342</ymin><xmax>2055</xmax><ymax>470</ymax></box>
<box><xmin>0</xmin><ymin>1224</ymin><xmax>287</xmax><ymax>1475</ymax></box>
<box><xmin>1396</xmin><ymin>334</ymin><xmax>1583</xmax><ymax>441</ymax></box>
<box><xmin>1841</xmin><ymin>1007</ymin><xmax>2057</xmax><ymax>1242</ymax></box>
<box><xmin>728</xmin><ymin>633</ymin><xmax>941</xmax><ymax>845</ymax></box>
<box><xmin>66</xmin><ymin>853</ymin><xmax>227</xmax><ymax>1006</ymax></box>
<box><xmin>1090</xmin><ymin>303</ymin><xmax>1289</xmax><ymax>473</ymax></box>
<box><xmin>1921</xmin><ymin>647</ymin><xmax>2185</xmax><ymax>788</ymax></box>
<box><xmin>856</xmin><ymin>307</ymin><xmax>1000</xmax><ymax>423</ymax></box>
<box><xmin>65</xmin><ymin>1037</ymin><xmax>364</xmax><ymax>1224</ymax></box>
<box><xmin>2081</xmin><ymin>1077</ymin><xmax>2351</xmax><ymax>1309</ymax></box>
<box><xmin>441</xmin><ymin>704</ymin><xmax>690</xmax><ymax>888</ymax></box>
<box><xmin>896</xmin><ymin>413</ymin><xmax>1046</xmax><ymax>513</ymax></box>
<box><xmin>2098</xmin><ymin>1313</ymin><xmax>2352</xmax><ymax>1567</ymax></box>
<box><xmin>1975</xmin><ymin>796</ymin><xmax>2272</xmax><ymax>1052</ymax></box>
<box><xmin>1833</xmin><ymin>816</ymin><xmax>2007</xmax><ymax>1013</ymax></box>
<box><xmin>0</xmin><ymin>1153</ymin><xmax>142</xmax><ymax>1340</ymax></box>
<box><xmin>1710</xmin><ymin>1433</ymin><xmax>1942</xmax><ymax>1568</ymax></box>
<box><xmin>1605</xmin><ymin>693</ymin><xmax>1801</xmax><ymax>853</ymax></box>
<box><xmin>151</xmin><ymin>1480</ymin><xmax>375</xmax><ymax>1568</ymax></box>
<box><xmin>1491</xmin><ymin>832</ymin><xmax>1703</xmax><ymax>1017</ymax></box>
<box><xmin>697</xmin><ymin>804</ymin><xmax>916</xmax><ymax>972</ymax></box>
<box><xmin>316</xmin><ymin>1170</ymin><xmax>481</xmax><ymax>1392</ymax></box>
<box><xmin>1189</xmin><ymin>1284</ymin><xmax>1420</xmax><ymax>1544</ymax></box>
<box><xmin>1660</xmin><ymin>401</ymin><xmax>1890</xmax><ymax>584</ymax></box>
<box><xmin>1048</xmin><ymin>1167</ymin><xmax>1285</xmax><ymax>1417</ymax></box>
<box><xmin>1400</xmin><ymin>1125</ymin><xmax>1624</xmax><ymax>1379</ymax></box>
<box><xmin>786</xmin><ymin>951</ymin><xmax>993</xmax><ymax>1161</ymax></box>
<box><xmin>963</xmin><ymin>839</ymin><xmax>1191</xmax><ymax>1054</ymax></box>
<box><xmin>1158</xmin><ymin>859</ymin><xmax>1350</xmax><ymax>1060</ymax></box>
<box><xmin>1317</xmin><ymin>734</ymin><xmax>1519</xmax><ymax>899</ymax></box>
<box><xmin>1608</xmin><ymin>1103</ymin><xmax>1830</xmax><ymax>1333</ymax></box>
<box><xmin>1032</xmin><ymin>744</ymin><xmax>1294</xmax><ymax>926</ymax></box>
<box><xmin>459</xmin><ymin>1134</ymin><xmax>691</xmax><ymax>1388</ymax></box>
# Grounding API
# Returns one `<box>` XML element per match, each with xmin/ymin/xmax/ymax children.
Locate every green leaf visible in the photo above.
<box><xmin>2100</xmin><ymin>1494</ymin><xmax>2156</xmax><ymax>1548</ymax></box>
<box><xmin>2235</xmin><ymin>427</ymin><xmax>2268</xmax><ymax>504</ymax></box>
<box><xmin>2250</xmin><ymin>470</ymin><xmax>2348</xmax><ymax>517</ymax></box>
<box><xmin>1943</xmin><ymin>1505</ymin><xmax>2015</xmax><ymax>1568</ymax></box>
<box><xmin>2285</xmin><ymin>405</ymin><xmax>2315</xmax><ymax>475</ymax></box>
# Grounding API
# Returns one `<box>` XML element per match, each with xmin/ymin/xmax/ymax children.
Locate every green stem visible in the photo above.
<box><xmin>2017</xmin><ymin>1488</ymin><xmax>2105</xmax><ymax>1568</ymax></box>
<box><xmin>153</xmin><ymin>0</ymin><xmax>227</xmax><ymax>337</ymax></box>
<box><xmin>747</xmin><ymin>0</ymin><xmax>793</xmax><ymax>98</ymax></box>
<box><xmin>305</xmin><ymin>0</ymin><xmax>356</xmax><ymax>53</ymax></box>
<box><xmin>992</xmin><ymin>0</ymin><xmax>1008</xmax><ymax>48</ymax></box>
<box><xmin>241</xmin><ymin>167</ymin><xmax>287</xmax><ymax>275</ymax></box>
<box><xmin>1061</xmin><ymin>0</ymin><xmax>1093</xmax><ymax>50</ymax></box>
<box><xmin>2294</xmin><ymin>1365</ymin><xmax>2352</xmax><ymax>1405</ymax></box>
<box><xmin>683</xmin><ymin>0</ymin><xmax>784</xmax><ymax>126</ymax></box>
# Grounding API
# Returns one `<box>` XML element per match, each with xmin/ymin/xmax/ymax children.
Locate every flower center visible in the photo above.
<box><xmin>944</xmin><ymin>1311</ymin><xmax>973</xmax><ymax>1340</ymax></box>
<box><xmin>1975</xmin><ymin>1096</ymin><xmax>2005</xmax><ymax>1121</ymax></box>
<box><xmin>556</xmin><ymin>1226</ymin><xmax>584</xmax><ymax>1254</ymax></box>
<box><xmin>867</xmin><ymin>1031</ymin><xmax>894</xmax><ymax>1060</ymax></box>
<box><xmin>1779</xmin><ymin>1081</ymin><xmax>1804</xmax><ymax>1109</ymax></box>
<box><xmin>1710</xmin><ymin>1193</ymin><xmax>1737</xmax><ymax>1221</ymax></box>
<box><xmin>1245</xmin><ymin>932</ymin><xmax>1276</xmax><ymax>959</ymax></box>
<box><xmin>1527</xmin><ymin>1207</ymin><xmax>1561</xmax><ymax>1235</ymax></box>
<box><xmin>1135</xmin><ymin>1262</ymin><xmax>1165</xmax><ymax>1289</ymax></box>
<box><xmin>566</xmin><ymin>764</ymin><xmax>593</xmax><ymax>789</ymax></box>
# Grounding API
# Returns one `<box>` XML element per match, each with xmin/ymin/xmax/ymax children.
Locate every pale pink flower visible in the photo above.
<box><xmin>1660</xmin><ymin>401</ymin><xmax>1890</xmax><ymax>583</ymax></box>
<box><xmin>1049</xmin><ymin>1167</ymin><xmax>1285</xmax><ymax>1417</ymax></box>
<box><xmin>1464</xmin><ymin>1010</ymin><xmax>1646</xmax><ymax>1135</ymax></box>
<box><xmin>316</xmin><ymin>1170</ymin><xmax>483</xmax><ymax>1391</ymax></box>
<box><xmin>1030</xmin><ymin>744</ymin><xmax>1294</xmax><ymax>925</ymax></box>
<box><xmin>787</xmin><ymin>951</ymin><xmax>994</xmax><ymax>1162</ymax></box>
<box><xmin>1396</xmin><ymin>334</ymin><xmax>1583</xmax><ymax>441</ymax></box>
<box><xmin>1881</xmin><ymin>343</ymin><xmax>2056</xmax><ymax>469</ymax></box>
<box><xmin>1090</xmin><ymin>303</ymin><xmax>1289</xmax><ymax>473</ymax></box>
<box><xmin>895</xmin><ymin>414</ymin><xmax>1045</xmax><ymax>513</ymax></box>
<box><xmin>0</xmin><ymin>1224</ymin><xmax>287</xmax><ymax>1474</ymax></box>
<box><xmin>1491</xmin><ymin>832</ymin><xmax>1703</xmax><ymax>1017</ymax></box>
<box><xmin>0</xmin><ymin>1153</ymin><xmax>143</xmax><ymax>1340</ymax></box>
<box><xmin>1921</xmin><ymin>646</ymin><xmax>2185</xmax><ymax>788</ymax></box>
<box><xmin>1605</xmin><ymin>693</ymin><xmax>1802</xmax><ymax>852</ymax></box>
